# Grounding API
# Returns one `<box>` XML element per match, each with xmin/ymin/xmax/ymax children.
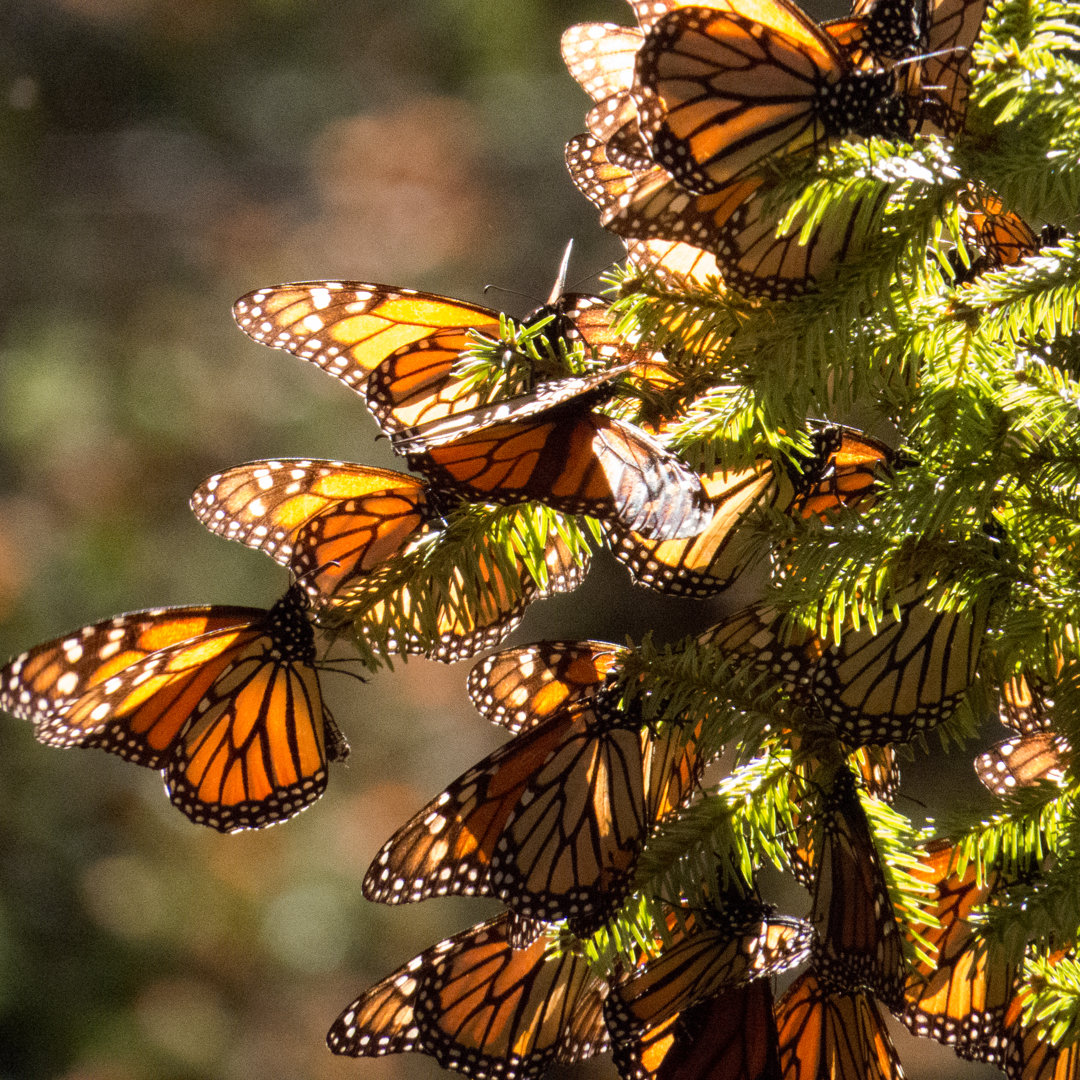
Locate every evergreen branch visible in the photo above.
<box><xmin>328</xmin><ymin>503</ymin><xmax>591</xmax><ymax>663</ymax></box>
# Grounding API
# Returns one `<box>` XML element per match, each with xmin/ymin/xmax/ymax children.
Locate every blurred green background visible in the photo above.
<box><xmin>0</xmin><ymin>1</ymin><xmax>1002</xmax><ymax>1077</ymax></box>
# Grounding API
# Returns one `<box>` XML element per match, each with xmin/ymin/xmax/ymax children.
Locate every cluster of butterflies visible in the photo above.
<box><xmin>561</xmin><ymin>0</ymin><xmax>1044</xmax><ymax>297</ymax></box>
<box><xmin>2</xmin><ymin>256</ymin><xmax>1068</xmax><ymax>1079</ymax></box>
<box><xmin>0</xmin><ymin>0</ymin><xmax>1073</xmax><ymax>1075</ymax></box>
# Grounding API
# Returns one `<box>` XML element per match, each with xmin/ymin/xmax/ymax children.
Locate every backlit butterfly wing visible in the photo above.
<box><xmin>364</xmin><ymin>698</ymin><xmax>703</xmax><ymax>935</ymax></box>
<box><xmin>775</xmin><ymin>970</ymin><xmax>905</xmax><ymax>1080</ymax></box>
<box><xmin>1</xmin><ymin>588</ymin><xmax>346</xmax><ymax>831</ymax></box>
<box><xmin>606</xmin><ymin>906</ymin><xmax>813</xmax><ymax>1038</ymax></box>
<box><xmin>1000</xmin><ymin>664</ymin><xmax>1060</xmax><ymax>734</ymax></box>
<box><xmin>975</xmin><ymin>733</ymin><xmax>1069</xmax><ymax>796</ymax></box>
<box><xmin>808</xmin><ymin>582</ymin><xmax>987</xmax><ymax>745</ymax></box>
<box><xmin>566</xmin><ymin>132</ymin><xmax>885</xmax><ymax>300</ymax></box>
<box><xmin>625</xmin><ymin>237</ymin><xmax>725</xmax><ymax>292</ymax></box>
<box><xmin>362</xmin><ymin>706</ymin><xmax>588</xmax><ymax>906</ymax></box>
<box><xmin>466</xmin><ymin>640</ymin><xmax>626</xmax><ymax>733</ymax></box>
<box><xmin>342</xmin><ymin>523</ymin><xmax>590</xmax><ymax>664</ymax></box>
<box><xmin>601</xmin><ymin>458</ymin><xmax>791</xmax><ymax>595</ymax></box>
<box><xmin>810</xmin><ymin>767</ymin><xmax>905</xmax><ymax>1008</ymax></box>
<box><xmin>488</xmin><ymin>708</ymin><xmax>706</xmax><ymax>935</ymax></box>
<box><xmin>899</xmin><ymin>839</ymin><xmax>1017</xmax><ymax>1063</ymax></box>
<box><xmin>364</xmin><ymin>293</ymin><xmax>631</xmax><ymax>441</ymax></box>
<box><xmin>705</xmin><ymin>585</ymin><xmax>987</xmax><ymax>746</ymax></box>
<box><xmin>561</xmin><ymin>23</ymin><xmax>654</xmax><ymax>169</ymax></box>
<box><xmin>405</xmin><ymin>406</ymin><xmax>713</xmax><ymax>541</ymax></box>
<box><xmin>190</xmin><ymin>459</ymin><xmax>431</xmax><ymax>594</ymax></box>
<box><xmin>232</xmin><ymin>281</ymin><xmax>500</xmax><ymax>398</ymax></box>
<box><xmin>0</xmin><ymin>606</ymin><xmax>257</xmax><ymax>729</ymax></box>
<box><xmin>1000</xmin><ymin>955</ymin><xmax>1080</xmax><ymax>1080</ymax></box>
<box><xmin>958</xmin><ymin>188</ymin><xmax>1039</xmax><ymax>277</ymax></box>
<box><xmin>326</xmin><ymin>913</ymin><xmax>609</xmax><ymax>1079</ymax></box>
<box><xmin>791</xmin><ymin>429</ymin><xmax>893</xmax><ymax>520</ymax></box>
<box><xmin>612</xmin><ymin>978</ymin><xmax>784</xmax><ymax>1080</ymax></box>
<box><xmin>633</xmin><ymin>1</ymin><xmax>904</xmax><ymax>194</ymax></box>
<box><xmin>911</xmin><ymin>0</ymin><xmax>989</xmax><ymax>136</ymax></box>
<box><xmin>851</xmin><ymin>744</ymin><xmax>901</xmax><ymax>802</ymax></box>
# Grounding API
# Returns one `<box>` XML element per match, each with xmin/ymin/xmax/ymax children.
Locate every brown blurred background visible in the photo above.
<box><xmin>0</xmin><ymin>1</ymin><xmax>1000</xmax><ymax>1077</ymax></box>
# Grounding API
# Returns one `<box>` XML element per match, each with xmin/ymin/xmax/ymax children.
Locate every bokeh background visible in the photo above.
<box><xmin>0</xmin><ymin>1</ymin><xmax>1003</xmax><ymax>1077</ymax></box>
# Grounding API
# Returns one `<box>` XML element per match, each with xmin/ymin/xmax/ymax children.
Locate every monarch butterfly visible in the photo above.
<box><xmin>233</xmin><ymin>263</ymin><xmax>636</xmax><ymax>443</ymax></box>
<box><xmin>399</xmin><ymin>384</ymin><xmax>713</xmax><ymax>541</ymax></box>
<box><xmin>955</xmin><ymin>188</ymin><xmax>1039</xmax><ymax>280</ymax></box>
<box><xmin>700</xmin><ymin>579</ymin><xmax>987</xmax><ymax>745</ymax></box>
<box><xmin>632</xmin><ymin>0</ymin><xmax>907</xmax><ymax>196</ymax></box>
<box><xmin>975</xmin><ymin>732</ymin><xmax>1069</xmax><ymax>796</ymax></box>
<box><xmin>897</xmin><ymin>839</ymin><xmax>1019</xmax><ymax>1065</ymax></box>
<box><xmin>566</xmin><ymin>131</ymin><xmax>888</xmax><ymax>300</ymax></box>
<box><xmin>189</xmin><ymin>459</ymin><xmax>588</xmax><ymax>662</ymax></box>
<box><xmin>363</xmin><ymin>694</ymin><xmax>704</xmax><ymax>937</ymax></box>
<box><xmin>775</xmin><ymin>969</ymin><xmax>905</xmax><ymax>1080</ymax></box>
<box><xmin>601</xmin><ymin>427</ymin><xmax>891</xmax><ymax>596</ymax></box>
<box><xmin>466</xmin><ymin>639</ymin><xmax>626</xmax><ymax>733</ymax></box>
<box><xmin>604</xmin><ymin>900</ymin><xmax>813</xmax><ymax>1040</ymax></box>
<box><xmin>326</xmin><ymin>912</ymin><xmax>609</xmax><ymax>1079</ymax></box>
<box><xmin>0</xmin><ymin>586</ymin><xmax>347</xmax><ymax>831</ymax></box>
<box><xmin>809</xmin><ymin>766</ymin><xmax>905</xmax><ymax>1008</ymax></box>
<box><xmin>612</xmin><ymin>977</ymin><xmax>783</xmax><ymax>1080</ymax></box>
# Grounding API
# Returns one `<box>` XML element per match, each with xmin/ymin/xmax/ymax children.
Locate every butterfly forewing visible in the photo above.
<box><xmin>233</xmin><ymin>281</ymin><xmax>501</xmax><ymax>396</ymax></box>
<box><xmin>612</xmin><ymin>979</ymin><xmax>783</xmax><ymax>1080</ymax></box>
<box><xmin>975</xmin><ymin>733</ymin><xmax>1068</xmax><ymax>797</ymax></box>
<box><xmin>0</xmin><ymin>606</ymin><xmax>258</xmax><ymax>728</ymax></box>
<box><xmin>606</xmin><ymin>907</ymin><xmax>813</xmax><ymax>1038</ymax></box>
<box><xmin>409</xmin><ymin>409</ymin><xmax>712</xmax><ymax>541</ymax></box>
<box><xmin>190</xmin><ymin>459</ymin><xmax>430</xmax><ymax>571</ymax></box>
<box><xmin>899</xmin><ymin>840</ymin><xmax>1017</xmax><ymax>1063</ymax></box>
<box><xmin>810</xmin><ymin>768</ymin><xmax>905</xmax><ymax>1008</ymax></box>
<box><xmin>362</xmin><ymin>709</ymin><xmax>586</xmax><ymax>905</ymax></box>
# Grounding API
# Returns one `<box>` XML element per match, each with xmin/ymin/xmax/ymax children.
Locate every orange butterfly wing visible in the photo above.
<box><xmin>0</xmin><ymin>605</ymin><xmax>258</xmax><ymax>732</ymax></box>
<box><xmin>606</xmin><ymin>907</ymin><xmax>813</xmax><ymax>1038</ymax></box>
<box><xmin>810</xmin><ymin>768</ymin><xmax>906</xmax><ymax>1008</ymax></box>
<box><xmin>975</xmin><ymin>732</ymin><xmax>1068</xmax><ymax>796</ymax></box>
<box><xmin>2</xmin><ymin>589</ymin><xmax>345</xmax><ymax>831</ymax></box>
<box><xmin>408</xmin><ymin>408</ymin><xmax>711</xmax><ymax>541</ymax></box>
<box><xmin>327</xmin><ymin>913</ymin><xmax>609</xmax><ymax>1078</ymax></box>
<box><xmin>776</xmin><ymin>970</ymin><xmax>905</xmax><ymax>1080</ymax></box>
<box><xmin>613</xmin><ymin>979</ymin><xmax>784</xmax><ymax>1080</ymax></box>
<box><xmin>565</xmin><ymin>132</ymin><xmax>883</xmax><ymax>300</ymax></box>
<box><xmin>232</xmin><ymin>281</ymin><xmax>500</xmax><ymax>397</ymax></box>
<box><xmin>466</xmin><ymin>640</ymin><xmax>626</xmax><ymax>733</ymax></box>
<box><xmin>899</xmin><ymin>840</ymin><xmax>1018</xmax><ymax>1063</ymax></box>
<box><xmin>633</xmin><ymin>1</ymin><xmax>902</xmax><ymax>193</ymax></box>
<box><xmin>190</xmin><ymin>459</ymin><xmax>431</xmax><ymax>591</ymax></box>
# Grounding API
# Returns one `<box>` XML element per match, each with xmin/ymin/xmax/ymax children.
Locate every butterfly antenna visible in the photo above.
<box><xmin>547</xmin><ymin>239</ymin><xmax>575</xmax><ymax>306</ymax></box>
<box><xmin>893</xmin><ymin>43</ymin><xmax>964</xmax><ymax>70</ymax></box>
